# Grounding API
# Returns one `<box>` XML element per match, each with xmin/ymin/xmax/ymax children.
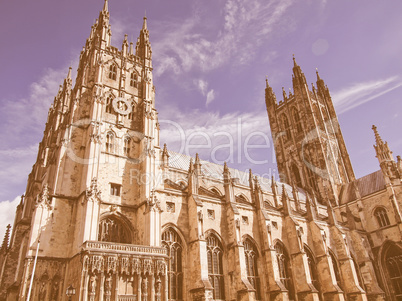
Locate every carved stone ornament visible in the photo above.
<box><xmin>156</xmin><ymin>260</ymin><xmax>166</xmax><ymax>276</ymax></box>
<box><xmin>132</xmin><ymin>258</ymin><xmax>142</xmax><ymax>275</ymax></box>
<box><xmin>90</xmin><ymin>255</ymin><xmax>104</xmax><ymax>273</ymax></box>
<box><xmin>85</xmin><ymin>178</ymin><xmax>101</xmax><ymax>203</ymax></box>
<box><xmin>106</xmin><ymin>256</ymin><xmax>118</xmax><ymax>274</ymax></box>
<box><xmin>36</xmin><ymin>183</ymin><xmax>52</xmax><ymax>209</ymax></box>
<box><xmin>147</xmin><ymin>190</ymin><xmax>162</xmax><ymax>212</ymax></box>
<box><xmin>120</xmin><ymin>257</ymin><xmax>130</xmax><ymax>275</ymax></box>
<box><xmin>143</xmin><ymin>259</ymin><xmax>153</xmax><ymax>275</ymax></box>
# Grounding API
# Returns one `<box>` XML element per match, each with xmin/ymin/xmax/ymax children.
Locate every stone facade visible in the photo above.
<box><xmin>0</xmin><ymin>1</ymin><xmax>401</xmax><ymax>301</ymax></box>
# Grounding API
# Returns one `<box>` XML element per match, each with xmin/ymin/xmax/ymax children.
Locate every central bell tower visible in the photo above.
<box><xmin>265</xmin><ymin>57</ymin><xmax>355</xmax><ymax>204</ymax></box>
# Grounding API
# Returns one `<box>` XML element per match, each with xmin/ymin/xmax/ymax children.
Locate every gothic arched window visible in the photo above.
<box><xmin>106</xmin><ymin>132</ymin><xmax>114</xmax><ymax>153</ymax></box>
<box><xmin>130</xmin><ymin>72</ymin><xmax>138</xmax><ymax>88</ymax></box>
<box><xmin>352</xmin><ymin>256</ymin><xmax>365</xmax><ymax>291</ymax></box>
<box><xmin>106</xmin><ymin>96</ymin><xmax>113</xmax><ymax>113</ymax></box>
<box><xmin>207</xmin><ymin>234</ymin><xmax>225</xmax><ymax>300</ymax></box>
<box><xmin>244</xmin><ymin>239</ymin><xmax>261</xmax><ymax>299</ymax></box>
<box><xmin>329</xmin><ymin>250</ymin><xmax>342</xmax><ymax>289</ymax></box>
<box><xmin>162</xmin><ymin>228</ymin><xmax>183</xmax><ymax>300</ymax></box>
<box><xmin>291</xmin><ymin>164</ymin><xmax>302</xmax><ymax>188</ymax></box>
<box><xmin>275</xmin><ymin>242</ymin><xmax>294</xmax><ymax>299</ymax></box>
<box><xmin>385</xmin><ymin>245</ymin><xmax>402</xmax><ymax>298</ymax></box>
<box><xmin>374</xmin><ymin>207</ymin><xmax>390</xmax><ymax>228</ymax></box>
<box><xmin>123</xmin><ymin>137</ymin><xmax>131</xmax><ymax>157</ymax></box>
<box><xmin>281</xmin><ymin>114</ymin><xmax>291</xmax><ymax>141</ymax></box>
<box><xmin>98</xmin><ymin>216</ymin><xmax>130</xmax><ymax>243</ymax></box>
<box><xmin>292</xmin><ymin>108</ymin><xmax>302</xmax><ymax>133</ymax></box>
<box><xmin>109</xmin><ymin>64</ymin><xmax>117</xmax><ymax>80</ymax></box>
<box><xmin>304</xmin><ymin>246</ymin><xmax>320</xmax><ymax>293</ymax></box>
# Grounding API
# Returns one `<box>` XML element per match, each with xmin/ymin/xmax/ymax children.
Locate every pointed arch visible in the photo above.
<box><xmin>123</xmin><ymin>136</ymin><xmax>131</xmax><ymax>157</ymax></box>
<box><xmin>379</xmin><ymin>241</ymin><xmax>402</xmax><ymax>300</ymax></box>
<box><xmin>373</xmin><ymin>206</ymin><xmax>391</xmax><ymax>228</ymax></box>
<box><xmin>108</xmin><ymin>62</ymin><xmax>118</xmax><ymax>80</ymax></box>
<box><xmin>280</xmin><ymin>114</ymin><xmax>292</xmax><ymax>140</ymax></box>
<box><xmin>291</xmin><ymin>107</ymin><xmax>303</xmax><ymax>133</ymax></box>
<box><xmin>98</xmin><ymin>213</ymin><xmax>133</xmax><ymax>244</ymax></box>
<box><xmin>243</xmin><ymin>236</ymin><xmax>261</xmax><ymax>299</ymax></box>
<box><xmin>206</xmin><ymin>232</ymin><xmax>225</xmax><ymax>300</ymax></box>
<box><xmin>291</xmin><ymin>162</ymin><xmax>302</xmax><ymax>188</ymax></box>
<box><xmin>304</xmin><ymin>245</ymin><xmax>320</xmax><ymax>293</ymax></box>
<box><xmin>235</xmin><ymin>193</ymin><xmax>249</xmax><ymax>204</ymax></box>
<box><xmin>328</xmin><ymin>248</ymin><xmax>343</xmax><ymax>290</ymax></box>
<box><xmin>105</xmin><ymin>131</ymin><xmax>115</xmax><ymax>153</ymax></box>
<box><xmin>162</xmin><ymin>226</ymin><xmax>184</xmax><ymax>300</ymax></box>
<box><xmin>209</xmin><ymin>186</ymin><xmax>222</xmax><ymax>196</ymax></box>
<box><xmin>274</xmin><ymin>240</ymin><xmax>295</xmax><ymax>299</ymax></box>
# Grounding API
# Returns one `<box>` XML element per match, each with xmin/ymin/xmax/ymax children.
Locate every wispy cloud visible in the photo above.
<box><xmin>0</xmin><ymin>196</ymin><xmax>20</xmax><ymax>242</ymax></box>
<box><xmin>194</xmin><ymin>79</ymin><xmax>216</xmax><ymax>106</ymax></box>
<box><xmin>332</xmin><ymin>76</ymin><xmax>402</xmax><ymax>114</ymax></box>
<box><xmin>153</xmin><ymin>0</ymin><xmax>294</xmax><ymax>76</ymax></box>
<box><xmin>159</xmin><ymin>105</ymin><xmax>273</xmax><ymax>166</ymax></box>
<box><xmin>0</xmin><ymin>65</ymin><xmax>73</xmax><ymax>202</ymax></box>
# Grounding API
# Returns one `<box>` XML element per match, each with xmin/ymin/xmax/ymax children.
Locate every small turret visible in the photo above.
<box><xmin>265</xmin><ymin>77</ymin><xmax>277</xmax><ymax>109</ymax></box>
<box><xmin>122</xmin><ymin>34</ymin><xmax>129</xmax><ymax>56</ymax></box>
<box><xmin>161</xmin><ymin>144</ymin><xmax>169</xmax><ymax>167</ymax></box>
<box><xmin>292</xmin><ymin>55</ymin><xmax>308</xmax><ymax>89</ymax></box>
<box><xmin>1</xmin><ymin>225</ymin><xmax>11</xmax><ymax>252</ymax></box>
<box><xmin>281</xmin><ymin>185</ymin><xmax>291</xmax><ymax>216</ymax></box>
<box><xmin>372</xmin><ymin>125</ymin><xmax>400</xmax><ymax>182</ymax></box>
<box><xmin>194</xmin><ymin>153</ymin><xmax>202</xmax><ymax>176</ymax></box>
<box><xmin>136</xmin><ymin>16</ymin><xmax>152</xmax><ymax>61</ymax></box>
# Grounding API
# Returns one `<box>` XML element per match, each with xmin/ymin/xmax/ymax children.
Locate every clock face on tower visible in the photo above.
<box><xmin>112</xmin><ymin>97</ymin><xmax>132</xmax><ymax>115</ymax></box>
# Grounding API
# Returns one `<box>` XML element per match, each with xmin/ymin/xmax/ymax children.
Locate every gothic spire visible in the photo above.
<box><xmin>188</xmin><ymin>158</ymin><xmax>194</xmax><ymax>173</ymax></box>
<box><xmin>142</xmin><ymin>15</ymin><xmax>148</xmax><ymax>30</ymax></box>
<box><xmin>1</xmin><ymin>224</ymin><xmax>11</xmax><ymax>252</ymax></box>
<box><xmin>281</xmin><ymin>185</ymin><xmax>291</xmax><ymax>216</ymax></box>
<box><xmin>372</xmin><ymin>125</ymin><xmax>394</xmax><ymax>162</ymax></box>
<box><xmin>316</xmin><ymin>68</ymin><xmax>321</xmax><ymax>81</ymax></box>
<box><xmin>136</xmin><ymin>15</ymin><xmax>152</xmax><ymax>60</ymax></box>
<box><xmin>292</xmin><ymin>55</ymin><xmax>307</xmax><ymax>88</ymax></box>
<box><xmin>103</xmin><ymin>0</ymin><xmax>109</xmax><ymax>12</ymax></box>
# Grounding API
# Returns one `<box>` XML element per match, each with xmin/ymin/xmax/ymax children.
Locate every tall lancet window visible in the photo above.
<box><xmin>109</xmin><ymin>64</ymin><xmax>117</xmax><ymax>80</ymax></box>
<box><xmin>281</xmin><ymin>114</ymin><xmax>291</xmax><ymax>141</ymax></box>
<box><xmin>162</xmin><ymin>228</ymin><xmax>183</xmax><ymax>300</ymax></box>
<box><xmin>304</xmin><ymin>246</ymin><xmax>320</xmax><ymax>293</ymax></box>
<box><xmin>275</xmin><ymin>242</ymin><xmax>294</xmax><ymax>299</ymax></box>
<box><xmin>106</xmin><ymin>96</ymin><xmax>113</xmax><ymax>113</ymax></box>
<box><xmin>130</xmin><ymin>72</ymin><xmax>138</xmax><ymax>88</ymax></box>
<box><xmin>106</xmin><ymin>132</ymin><xmax>114</xmax><ymax>153</ymax></box>
<box><xmin>207</xmin><ymin>234</ymin><xmax>225</xmax><ymax>300</ymax></box>
<box><xmin>123</xmin><ymin>137</ymin><xmax>131</xmax><ymax>157</ymax></box>
<box><xmin>292</xmin><ymin>108</ymin><xmax>303</xmax><ymax>133</ymax></box>
<box><xmin>244</xmin><ymin>239</ymin><xmax>261</xmax><ymax>299</ymax></box>
<box><xmin>329</xmin><ymin>250</ymin><xmax>342</xmax><ymax>289</ymax></box>
<box><xmin>98</xmin><ymin>216</ymin><xmax>130</xmax><ymax>243</ymax></box>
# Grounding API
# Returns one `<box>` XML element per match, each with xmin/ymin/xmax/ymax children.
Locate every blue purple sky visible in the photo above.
<box><xmin>1</xmin><ymin>0</ymin><xmax>402</xmax><ymax>237</ymax></box>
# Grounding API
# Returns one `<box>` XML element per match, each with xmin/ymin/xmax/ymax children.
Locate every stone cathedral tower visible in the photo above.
<box><xmin>0</xmin><ymin>1</ymin><xmax>166</xmax><ymax>300</ymax></box>
<box><xmin>265</xmin><ymin>57</ymin><xmax>355</xmax><ymax>205</ymax></box>
<box><xmin>1</xmin><ymin>2</ymin><xmax>401</xmax><ymax>301</ymax></box>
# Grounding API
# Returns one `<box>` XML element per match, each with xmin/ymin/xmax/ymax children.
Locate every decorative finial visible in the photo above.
<box><xmin>103</xmin><ymin>0</ymin><xmax>109</xmax><ymax>12</ymax></box>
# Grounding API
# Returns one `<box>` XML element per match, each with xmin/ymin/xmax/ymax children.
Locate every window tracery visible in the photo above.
<box><xmin>374</xmin><ymin>207</ymin><xmax>390</xmax><ymax>228</ymax></box>
<box><xmin>98</xmin><ymin>216</ymin><xmax>130</xmax><ymax>243</ymax></box>
<box><xmin>162</xmin><ymin>228</ymin><xmax>183</xmax><ymax>300</ymax></box>
<box><xmin>244</xmin><ymin>239</ymin><xmax>261</xmax><ymax>299</ymax></box>
<box><xmin>207</xmin><ymin>234</ymin><xmax>225</xmax><ymax>300</ymax></box>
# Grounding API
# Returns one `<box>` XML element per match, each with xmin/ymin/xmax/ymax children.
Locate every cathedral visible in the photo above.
<box><xmin>1</xmin><ymin>1</ymin><xmax>402</xmax><ymax>301</ymax></box>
